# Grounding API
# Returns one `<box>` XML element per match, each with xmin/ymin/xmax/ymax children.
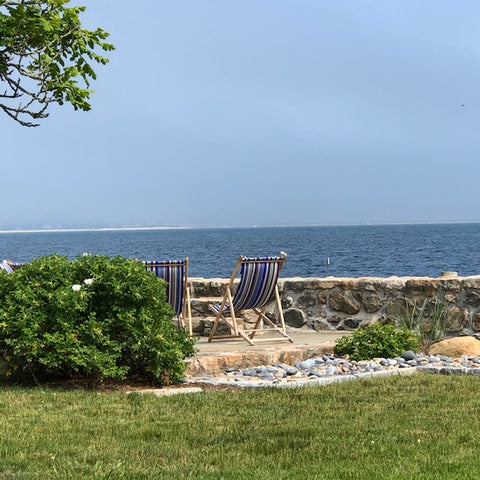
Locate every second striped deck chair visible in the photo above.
<box><xmin>0</xmin><ymin>261</ymin><xmax>13</xmax><ymax>273</ymax></box>
<box><xmin>143</xmin><ymin>258</ymin><xmax>193</xmax><ymax>336</ymax></box>
<box><xmin>208</xmin><ymin>253</ymin><xmax>293</xmax><ymax>345</ymax></box>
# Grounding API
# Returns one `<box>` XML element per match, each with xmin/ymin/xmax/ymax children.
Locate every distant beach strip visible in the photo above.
<box><xmin>0</xmin><ymin>226</ymin><xmax>189</xmax><ymax>234</ymax></box>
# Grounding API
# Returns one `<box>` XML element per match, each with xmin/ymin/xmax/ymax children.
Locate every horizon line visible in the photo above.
<box><xmin>0</xmin><ymin>220</ymin><xmax>480</xmax><ymax>234</ymax></box>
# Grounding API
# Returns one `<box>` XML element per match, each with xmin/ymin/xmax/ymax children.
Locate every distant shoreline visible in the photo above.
<box><xmin>0</xmin><ymin>221</ymin><xmax>480</xmax><ymax>234</ymax></box>
<box><xmin>0</xmin><ymin>226</ymin><xmax>189</xmax><ymax>234</ymax></box>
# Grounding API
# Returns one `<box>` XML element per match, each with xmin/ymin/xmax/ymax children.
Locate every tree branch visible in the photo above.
<box><xmin>0</xmin><ymin>0</ymin><xmax>113</xmax><ymax>126</ymax></box>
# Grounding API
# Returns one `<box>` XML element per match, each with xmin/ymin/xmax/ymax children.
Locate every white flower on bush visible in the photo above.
<box><xmin>72</xmin><ymin>284</ymin><xmax>82</xmax><ymax>292</ymax></box>
<box><xmin>83</xmin><ymin>278</ymin><xmax>94</xmax><ymax>285</ymax></box>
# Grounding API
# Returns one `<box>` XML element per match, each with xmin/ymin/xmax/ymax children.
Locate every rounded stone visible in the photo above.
<box><xmin>317</xmin><ymin>293</ymin><xmax>327</xmax><ymax>305</ymax></box>
<box><xmin>361</xmin><ymin>294</ymin><xmax>383</xmax><ymax>313</ymax></box>
<box><xmin>297</xmin><ymin>292</ymin><xmax>317</xmax><ymax>308</ymax></box>
<box><xmin>344</xmin><ymin>318</ymin><xmax>360</xmax><ymax>329</ymax></box>
<box><xmin>281</xmin><ymin>295</ymin><xmax>294</xmax><ymax>309</ymax></box>
<box><xmin>401</xmin><ymin>350</ymin><xmax>416</xmax><ymax>361</ymax></box>
<box><xmin>298</xmin><ymin>359</ymin><xmax>316</xmax><ymax>370</ymax></box>
<box><xmin>283</xmin><ymin>308</ymin><xmax>306</xmax><ymax>328</ymax></box>
<box><xmin>429</xmin><ymin>336</ymin><xmax>480</xmax><ymax>357</ymax></box>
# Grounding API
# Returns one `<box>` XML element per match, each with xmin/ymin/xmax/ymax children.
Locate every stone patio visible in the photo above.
<box><xmin>184</xmin><ymin>330</ymin><xmax>348</xmax><ymax>375</ymax></box>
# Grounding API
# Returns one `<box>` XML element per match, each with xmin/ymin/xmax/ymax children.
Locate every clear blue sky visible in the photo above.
<box><xmin>3</xmin><ymin>1</ymin><xmax>480</xmax><ymax>230</ymax></box>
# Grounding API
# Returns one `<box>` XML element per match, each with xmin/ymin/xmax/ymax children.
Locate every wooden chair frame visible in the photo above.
<box><xmin>208</xmin><ymin>254</ymin><xmax>293</xmax><ymax>345</ymax></box>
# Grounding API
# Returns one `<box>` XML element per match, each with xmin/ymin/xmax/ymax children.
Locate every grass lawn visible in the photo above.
<box><xmin>0</xmin><ymin>373</ymin><xmax>479</xmax><ymax>479</ymax></box>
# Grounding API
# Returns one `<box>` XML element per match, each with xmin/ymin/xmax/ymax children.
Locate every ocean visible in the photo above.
<box><xmin>0</xmin><ymin>223</ymin><xmax>479</xmax><ymax>279</ymax></box>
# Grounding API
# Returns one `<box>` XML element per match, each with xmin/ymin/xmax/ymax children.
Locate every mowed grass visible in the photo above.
<box><xmin>0</xmin><ymin>373</ymin><xmax>480</xmax><ymax>479</ymax></box>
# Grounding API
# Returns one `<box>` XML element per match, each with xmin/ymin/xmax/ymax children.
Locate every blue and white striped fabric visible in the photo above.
<box><xmin>0</xmin><ymin>261</ymin><xmax>13</xmax><ymax>273</ymax></box>
<box><xmin>212</xmin><ymin>256</ymin><xmax>284</xmax><ymax>313</ymax></box>
<box><xmin>143</xmin><ymin>260</ymin><xmax>185</xmax><ymax>316</ymax></box>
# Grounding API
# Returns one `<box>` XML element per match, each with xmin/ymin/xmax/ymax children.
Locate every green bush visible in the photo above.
<box><xmin>0</xmin><ymin>254</ymin><xmax>195</xmax><ymax>384</ymax></box>
<box><xmin>334</xmin><ymin>323</ymin><xmax>421</xmax><ymax>361</ymax></box>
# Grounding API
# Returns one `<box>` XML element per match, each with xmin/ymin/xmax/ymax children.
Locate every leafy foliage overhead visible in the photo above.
<box><xmin>0</xmin><ymin>0</ymin><xmax>114</xmax><ymax>126</ymax></box>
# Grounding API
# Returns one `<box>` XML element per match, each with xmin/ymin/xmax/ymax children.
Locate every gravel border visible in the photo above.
<box><xmin>182</xmin><ymin>352</ymin><xmax>480</xmax><ymax>389</ymax></box>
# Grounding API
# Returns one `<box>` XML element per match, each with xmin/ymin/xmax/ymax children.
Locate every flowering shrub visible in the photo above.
<box><xmin>334</xmin><ymin>323</ymin><xmax>421</xmax><ymax>361</ymax></box>
<box><xmin>0</xmin><ymin>254</ymin><xmax>195</xmax><ymax>384</ymax></box>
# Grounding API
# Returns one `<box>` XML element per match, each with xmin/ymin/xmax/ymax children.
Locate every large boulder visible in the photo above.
<box><xmin>428</xmin><ymin>336</ymin><xmax>480</xmax><ymax>357</ymax></box>
<box><xmin>329</xmin><ymin>293</ymin><xmax>360</xmax><ymax>315</ymax></box>
<box><xmin>445</xmin><ymin>306</ymin><xmax>469</xmax><ymax>332</ymax></box>
<box><xmin>360</xmin><ymin>294</ymin><xmax>383</xmax><ymax>313</ymax></box>
<box><xmin>405</xmin><ymin>278</ymin><xmax>439</xmax><ymax>297</ymax></box>
<box><xmin>297</xmin><ymin>292</ymin><xmax>318</xmax><ymax>308</ymax></box>
<box><xmin>283</xmin><ymin>308</ymin><xmax>306</xmax><ymax>328</ymax></box>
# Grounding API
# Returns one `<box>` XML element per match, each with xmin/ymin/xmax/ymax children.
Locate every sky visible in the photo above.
<box><xmin>2</xmin><ymin>0</ymin><xmax>480</xmax><ymax>230</ymax></box>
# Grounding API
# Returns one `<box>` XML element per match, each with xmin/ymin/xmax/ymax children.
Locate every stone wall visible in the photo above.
<box><xmin>189</xmin><ymin>273</ymin><xmax>480</xmax><ymax>336</ymax></box>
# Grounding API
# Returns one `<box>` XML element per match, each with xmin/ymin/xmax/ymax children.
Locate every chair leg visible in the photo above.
<box><xmin>273</xmin><ymin>288</ymin><xmax>284</xmax><ymax>332</ymax></box>
<box><xmin>237</xmin><ymin>329</ymin><xmax>255</xmax><ymax>346</ymax></box>
<box><xmin>178</xmin><ymin>312</ymin><xmax>186</xmax><ymax>331</ymax></box>
<box><xmin>275</xmin><ymin>288</ymin><xmax>294</xmax><ymax>343</ymax></box>
<box><xmin>208</xmin><ymin>309</ymin><xmax>254</xmax><ymax>345</ymax></box>
<box><xmin>227</xmin><ymin>288</ymin><xmax>238</xmax><ymax>336</ymax></box>
<box><xmin>208</xmin><ymin>310</ymin><xmax>223</xmax><ymax>341</ymax></box>
<box><xmin>185</xmin><ymin>285</ymin><xmax>193</xmax><ymax>337</ymax></box>
<box><xmin>249</xmin><ymin>308</ymin><xmax>294</xmax><ymax>343</ymax></box>
<box><xmin>208</xmin><ymin>307</ymin><xmax>238</xmax><ymax>341</ymax></box>
<box><xmin>249</xmin><ymin>306</ymin><xmax>267</xmax><ymax>339</ymax></box>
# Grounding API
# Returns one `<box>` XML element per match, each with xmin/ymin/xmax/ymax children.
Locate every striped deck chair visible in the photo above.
<box><xmin>0</xmin><ymin>261</ymin><xmax>13</xmax><ymax>273</ymax></box>
<box><xmin>208</xmin><ymin>253</ymin><xmax>293</xmax><ymax>345</ymax></box>
<box><xmin>143</xmin><ymin>257</ymin><xmax>192</xmax><ymax>336</ymax></box>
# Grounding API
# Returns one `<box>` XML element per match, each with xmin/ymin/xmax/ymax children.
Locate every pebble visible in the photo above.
<box><xmin>183</xmin><ymin>352</ymin><xmax>480</xmax><ymax>389</ymax></box>
<box><xmin>401</xmin><ymin>350</ymin><xmax>416</xmax><ymax>361</ymax></box>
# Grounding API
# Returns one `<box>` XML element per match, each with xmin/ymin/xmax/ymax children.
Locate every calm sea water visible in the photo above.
<box><xmin>0</xmin><ymin>224</ymin><xmax>479</xmax><ymax>278</ymax></box>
